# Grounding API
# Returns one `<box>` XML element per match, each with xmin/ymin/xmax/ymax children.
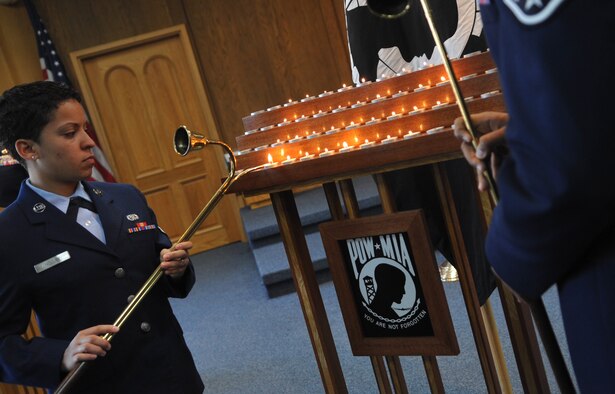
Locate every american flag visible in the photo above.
<box><xmin>23</xmin><ymin>0</ymin><xmax>116</xmax><ymax>183</ymax></box>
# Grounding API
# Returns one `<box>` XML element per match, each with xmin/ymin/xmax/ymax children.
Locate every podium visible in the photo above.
<box><xmin>227</xmin><ymin>51</ymin><xmax>549</xmax><ymax>393</ymax></box>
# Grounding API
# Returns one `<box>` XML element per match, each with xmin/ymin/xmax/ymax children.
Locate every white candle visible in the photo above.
<box><xmin>277</xmin><ymin>120</ymin><xmax>291</xmax><ymax>127</ymax></box>
<box><xmin>300</xmin><ymin>95</ymin><xmax>314</xmax><ymax>102</ymax></box>
<box><xmin>387</xmin><ymin>112</ymin><xmax>401</xmax><ymax>121</ymax></box>
<box><xmin>426</xmin><ymin>126</ymin><xmax>445</xmax><ymax>134</ymax></box>
<box><xmin>282</xmin><ymin>155</ymin><xmax>296</xmax><ymax>165</ymax></box>
<box><xmin>460</xmin><ymin>73</ymin><xmax>477</xmax><ymax>81</ymax></box>
<box><xmin>325</xmin><ymin>128</ymin><xmax>340</xmax><ymax>135</ymax></box>
<box><xmin>267</xmin><ymin>105</ymin><xmax>282</xmax><ymax>111</ymax></box>
<box><xmin>337</xmin><ymin>84</ymin><xmax>352</xmax><ymax>92</ymax></box>
<box><xmin>481</xmin><ymin>90</ymin><xmax>499</xmax><ymax>98</ymax></box>
<box><xmin>463</xmin><ymin>50</ymin><xmax>482</xmax><ymax>58</ymax></box>
<box><xmin>254</xmin><ymin>145</ymin><xmax>268</xmax><ymax>151</ymax></box>
<box><xmin>244</xmin><ymin>129</ymin><xmax>258</xmax><ymax>135</ymax></box>
<box><xmin>360</xmin><ymin>139</ymin><xmax>375</xmax><ymax>149</ymax></box>
<box><xmin>318</xmin><ymin>91</ymin><xmax>333</xmax><ymax>97</ymax></box>
<box><xmin>432</xmin><ymin>101</ymin><xmax>449</xmax><ymax>109</ymax></box>
<box><xmin>485</xmin><ymin>67</ymin><xmax>498</xmax><ymax>74</ymax></box>
<box><xmin>392</xmin><ymin>91</ymin><xmax>408</xmax><ymax>98</ymax></box>
<box><xmin>283</xmin><ymin>100</ymin><xmax>297</xmax><ymax>107</ymax></box>
<box><xmin>250</xmin><ymin>109</ymin><xmax>265</xmax><ymax>116</ymax></box>
<box><xmin>271</xmin><ymin>139</ymin><xmax>284</xmax><ymax>147</ymax></box>
<box><xmin>381</xmin><ymin>135</ymin><xmax>398</xmax><ymax>144</ymax></box>
<box><xmin>300</xmin><ymin>152</ymin><xmax>315</xmax><ymax>161</ymax></box>
<box><xmin>260</xmin><ymin>125</ymin><xmax>274</xmax><ymax>131</ymax></box>
<box><xmin>403</xmin><ymin>131</ymin><xmax>420</xmax><ymax>139</ymax></box>
<box><xmin>414</xmin><ymin>84</ymin><xmax>428</xmax><ymax>92</ymax></box>
<box><xmin>372</xmin><ymin>94</ymin><xmax>386</xmax><ymax>103</ymax></box>
<box><xmin>409</xmin><ymin>106</ymin><xmax>425</xmax><ymax>115</ymax></box>
<box><xmin>319</xmin><ymin>148</ymin><xmax>334</xmax><ymax>157</ymax></box>
<box><xmin>345</xmin><ymin>122</ymin><xmax>358</xmax><ymax>130</ymax></box>
<box><xmin>366</xmin><ymin>117</ymin><xmax>380</xmax><ymax>125</ymax></box>
<box><xmin>436</xmin><ymin>76</ymin><xmax>449</xmax><ymax>86</ymax></box>
<box><xmin>339</xmin><ymin>142</ymin><xmax>354</xmax><ymax>153</ymax></box>
<box><xmin>307</xmin><ymin>131</ymin><xmax>321</xmax><ymax>139</ymax></box>
<box><xmin>264</xmin><ymin>154</ymin><xmax>277</xmax><ymax>168</ymax></box>
<box><xmin>351</xmin><ymin>101</ymin><xmax>365</xmax><ymax>108</ymax></box>
<box><xmin>288</xmin><ymin>135</ymin><xmax>302</xmax><ymax>143</ymax></box>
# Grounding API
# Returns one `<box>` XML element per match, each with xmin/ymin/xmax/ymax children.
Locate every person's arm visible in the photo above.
<box><xmin>453</xmin><ymin>111</ymin><xmax>509</xmax><ymax>191</ymax></box>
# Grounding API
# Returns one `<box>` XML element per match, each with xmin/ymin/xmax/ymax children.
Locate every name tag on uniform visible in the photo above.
<box><xmin>33</xmin><ymin>251</ymin><xmax>71</xmax><ymax>273</ymax></box>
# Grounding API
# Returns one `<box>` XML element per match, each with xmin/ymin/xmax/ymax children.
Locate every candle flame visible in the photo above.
<box><xmin>286</xmin><ymin>155</ymin><xmax>291</xmax><ymax>160</ymax></box>
<box><xmin>343</xmin><ymin>141</ymin><xmax>348</xmax><ymax>148</ymax></box>
<box><xmin>280</xmin><ymin>149</ymin><xmax>284</xmax><ymax>156</ymax></box>
<box><xmin>413</xmin><ymin>106</ymin><xmax>418</xmax><ymax>110</ymax></box>
<box><xmin>267</xmin><ymin>154</ymin><xmax>273</xmax><ymax>163</ymax></box>
<box><xmin>440</xmin><ymin>76</ymin><xmax>446</xmax><ymax>82</ymax></box>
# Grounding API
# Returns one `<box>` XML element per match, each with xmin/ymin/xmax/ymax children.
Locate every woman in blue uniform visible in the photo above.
<box><xmin>0</xmin><ymin>81</ymin><xmax>204</xmax><ymax>393</ymax></box>
<box><xmin>454</xmin><ymin>1</ymin><xmax>615</xmax><ymax>391</ymax></box>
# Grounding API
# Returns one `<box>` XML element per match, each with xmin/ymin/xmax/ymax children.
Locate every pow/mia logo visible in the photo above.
<box><xmin>32</xmin><ymin>202</ymin><xmax>46</xmax><ymax>213</ymax></box>
<box><xmin>345</xmin><ymin>232</ymin><xmax>434</xmax><ymax>337</ymax></box>
<box><xmin>503</xmin><ymin>0</ymin><xmax>565</xmax><ymax>25</ymax></box>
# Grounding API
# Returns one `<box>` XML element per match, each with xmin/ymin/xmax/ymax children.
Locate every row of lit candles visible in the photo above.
<box><xmin>248</xmin><ymin>66</ymin><xmax>497</xmax><ymax>133</ymax></box>
<box><xmin>260</xmin><ymin>125</ymin><xmax>450</xmax><ymax>169</ymax></box>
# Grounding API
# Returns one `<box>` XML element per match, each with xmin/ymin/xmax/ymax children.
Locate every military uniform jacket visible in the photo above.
<box><xmin>0</xmin><ymin>181</ymin><xmax>204</xmax><ymax>393</ymax></box>
<box><xmin>480</xmin><ymin>1</ymin><xmax>615</xmax><ymax>391</ymax></box>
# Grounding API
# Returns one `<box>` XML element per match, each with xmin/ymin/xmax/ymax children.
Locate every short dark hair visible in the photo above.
<box><xmin>0</xmin><ymin>81</ymin><xmax>81</xmax><ymax>165</ymax></box>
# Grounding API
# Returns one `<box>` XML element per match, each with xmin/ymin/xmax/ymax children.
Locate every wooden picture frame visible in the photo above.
<box><xmin>319</xmin><ymin>210</ymin><xmax>459</xmax><ymax>356</ymax></box>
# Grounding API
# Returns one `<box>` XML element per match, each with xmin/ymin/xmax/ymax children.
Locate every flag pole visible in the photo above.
<box><xmin>417</xmin><ymin>0</ymin><xmax>575</xmax><ymax>392</ymax></box>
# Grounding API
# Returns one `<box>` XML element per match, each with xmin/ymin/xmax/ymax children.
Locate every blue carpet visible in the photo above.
<box><xmin>170</xmin><ymin>241</ymin><xmax>575</xmax><ymax>393</ymax></box>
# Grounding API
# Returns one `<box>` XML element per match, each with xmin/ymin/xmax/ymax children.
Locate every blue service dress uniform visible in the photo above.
<box><xmin>0</xmin><ymin>181</ymin><xmax>204</xmax><ymax>393</ymax></box>
<box><xmin>479</xmin><ymin>1</ymin><xmax>615</xmax><ymax>391</ymax></box>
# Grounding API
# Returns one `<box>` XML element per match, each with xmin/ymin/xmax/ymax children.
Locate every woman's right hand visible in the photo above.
<box><xmin>62</xmin><ymin>325</ymin><xmax>119</xmax><ymax>372</ymax></box>
<box><xmin>453</xmin><ymin>111</ymin><xmax>509</xmax><ymax>191</ymax></box>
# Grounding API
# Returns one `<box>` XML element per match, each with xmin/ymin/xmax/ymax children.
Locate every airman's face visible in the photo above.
<box><xmin>26</xmin><ymin>99</ymin><xmax>96</xmax><ymax>195</ymax></box>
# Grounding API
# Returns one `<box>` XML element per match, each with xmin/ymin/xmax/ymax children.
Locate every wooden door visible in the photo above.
<box><xmin>70</xmin><ymin>25</ymin><xmax>243</xmax><ymax>254</ymax></box>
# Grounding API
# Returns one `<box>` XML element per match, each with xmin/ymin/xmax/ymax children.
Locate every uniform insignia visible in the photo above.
<box><xmin>503</xmin><ymin>0</ymin><xmax>565</xmax><ymax>25</ymax></box>
<box><xmin>92</xmin><ymin>188</ymin><xmax>103</xmax><ymax>196</ymax></box>
<box><xmin>34</xmin><ymin>251</ymin><xmax>71</xmax><ymax>273</ymax></box>
<box><xmin>33</xmin><ymin>202</ymin><xmax>46</xmax><ymax>213</ymax></box>
<box><xmin>128</xmin><ymin>221</ymin><xmax>156</xmax><ymax>233</ymax></box>
<box><xmin>126</xmin><ymin>213</ymin><xmax>140</xmax><ymax>221</ymax></box>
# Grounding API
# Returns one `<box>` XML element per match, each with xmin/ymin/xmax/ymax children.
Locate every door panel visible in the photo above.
<box><xmin>71</xmin><ymin>25</ymin><xmax>243</xmax><ymax>253</ymax></box>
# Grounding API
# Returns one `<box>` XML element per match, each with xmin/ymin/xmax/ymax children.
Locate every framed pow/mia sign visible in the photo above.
<box><xmin>319</xmin><ymin>210</ymin><xmax>459</xmax><ymax>356</ymax></box>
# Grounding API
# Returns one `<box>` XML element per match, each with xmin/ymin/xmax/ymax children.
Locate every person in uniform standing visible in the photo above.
<box><xmin>0</xmin><ymin>80</ymin><xmax>204</xmax><ymax>393</ymax></box>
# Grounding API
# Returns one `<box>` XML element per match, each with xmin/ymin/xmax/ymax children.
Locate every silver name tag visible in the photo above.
<box><xmin>33</xmin><ymin>251</ymin><xmax>71</xmax><ymax>273</ymax></box>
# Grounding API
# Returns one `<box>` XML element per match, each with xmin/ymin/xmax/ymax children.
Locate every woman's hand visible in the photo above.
<box><xmin>160</xmin><ymin>241</ymin><xmax>193</xmax><ymax>279</ymax></box>
<box><xmin>62</xmin><ymin>325</ymin><xmax>119</xmax><ymax>372</ymax></box>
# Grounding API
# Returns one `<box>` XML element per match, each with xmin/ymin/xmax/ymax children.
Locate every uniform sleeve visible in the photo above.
<box><xmin>0</xmin><ymin>259</ymin><xmax>68</xmax><ymax>388</ymax></box>
<box><xmin>486</xmin><ymin>117</ymin><xmax>615</xmax><ymax>300</ymax></box>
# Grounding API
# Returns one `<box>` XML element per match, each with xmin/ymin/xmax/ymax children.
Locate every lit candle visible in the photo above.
<box><xmin>345</xmin><ymin>121</ymin><xmax>358</xmax><ymax>130</ymax></box>
<box><xmin>283</xmin><ymin>99</ymin><xmax>297</xmax><ymax>107</ymax></box>
<box><xmin>300</xmin><ymin>152</ymin><xmax>315</xmax><ymax>161</ymax></box>
<box><xmin>360</xmin><ymin>139</ymin><xmax>375</xmax><ymax>149</ymax></box>
<box><xmin>267</xmin><ymin>104</ymin><xmax>282</xmax><ymax>111</ymax></box>
<box><xmin>300</xmin><ymin>95</ymin><xmax>314</xmax><ymax>102</ymax></box>
<box><xmin>414</xmin><ymin>84</ymin><xmax>428</xmax><ymax>92</ymax></box>
<box><xmin>339</xmin><ymin>141</ymin><xmax>354</xmax><ymax>153</ymax></box>
<box><xmin>372</xmin><ymin>94</ymin><xmax>385</xmax><ymax>103</ymax></box>
<box><xmin>244</xmin><ymin>128</ymin><xmax>258</xmax><ymax>135</ymax></box>
<box><xmin>432</xmin><ymin>101</ymin><xmax>449</xmax><ymax>109</ymax></box>
<box><xmin>332</xmin><ymin>105</ymin><xmax>345</xmax><ymax>113</ymax></box>
<box><xmin>325</xmin><ymin>127</ymin><xmax>340</xmax><ymax>135</ymax></box>
<box><xmin>463</xmin><ymin>50</ymin><xmax>482</xmax><ymax>58</ymax></box>
<box><xmin>381</xmin><ymin>135</ymin><xmax>398</xmax><ymax>144</ymax></box>
<box><xmin>250</xmin><ymin>109</ymin><xmax>265</xmax><ymax>116</ymax></box>
<box><xmin>366</xmin><ymin>117</ymin><xmax>380</xmax><ymax>125</ymax></box>
<box><xmin>403</xmin><ymin>130</ymin><xmax>420</xmax><ymax>139</ymax></box>
<box><xmin>318</xmin><ymin>90</ymin><xmax>333</xmax><ymax>97</ymax></box>
<box><xmin>485</xmin><ymin>67</ymin><xmax>498</xmax><ymax>74</ymax></box>
<box><xmin>307</xmin><ymin>131</ymin><xmax>320</xmax><ymax>139</ymax></box>
<box><xmin>351</xmin><ymin>101</ymin><xmax>365</xmax><ymax>108</ymax></box>
<box><xmin>319</xmin><ymin>148</ymin><xmax>334</xmax><ymax>157</ymax></box>
<box><xmin>260</xmin><ymin>125</ymin><xmax>274</xmax><ymax>131</ymax></box>
<box><xmin>296</xmin><ymin>115</ymin><xmax>308</xmax><ymax>122</ymax></box>
<box><xmin>254</xmin><ymin>145</ymin><xmax>268</xmax><ymax>151</ymax></box>
<box><xmin>436</xmin><ymin>76</ymin><xmax>449</xmax><ymax>86</ymax></box>
<box><xmin>392</xmin><ymin>91</ymin><xmax>408</xmax><ymax>98</ymax></box>
<box><xmin>337</xmin><ymin>83</ymin><xmax>352</xmax><ymax>92</ymax></box>
<box><xmin>264</xmin><ymin>153</ymin><xmax>278</xmax><ymax>169</ymax></box>
<box><xmin>282</xmin><ymin>155</ymin><xmax>296</xmax><ymax>165</ymax></box>
<box><xmin>277</xmin><ymin>118</ymin><xmax>291</xmax><ymax>126</ymax></box>
<box><xmin>271</xmin><ymin>139</ymin><xmax>284</xmax><ymax>147</ymax></box>
<box><xmin>426</xmin><ymin>126</ymin><xmax>445</xmax><ymax>134</ymax></box>
<box><xmin>387</xmin><ymin>111</ymin><xmax>400</xmax><ymax>121</ymax></box>
<box><xmin>314</xmin><ymin>110</ymin><xmax>326</xmax><ymax>118</ymax></box>
<box><xmin>289</xmin><ymin>135</ymin><xmax>302</xmax><ymax>143</ymax></box>
<box><xmin>409</xmin><ymin>106</ymin><xmax>424</xmax><ymax>115</ymax></box>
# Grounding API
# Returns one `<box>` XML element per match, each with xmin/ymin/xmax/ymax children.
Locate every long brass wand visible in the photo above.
<box><xmin>417</xmin><ymin>0</ymin><xmax>574</xmax><ymax>392</ymax></box>
<box><xmin>54</xmin><ymin>126</ymin><xmax>263</xmax><ymax>393</ymax></box>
